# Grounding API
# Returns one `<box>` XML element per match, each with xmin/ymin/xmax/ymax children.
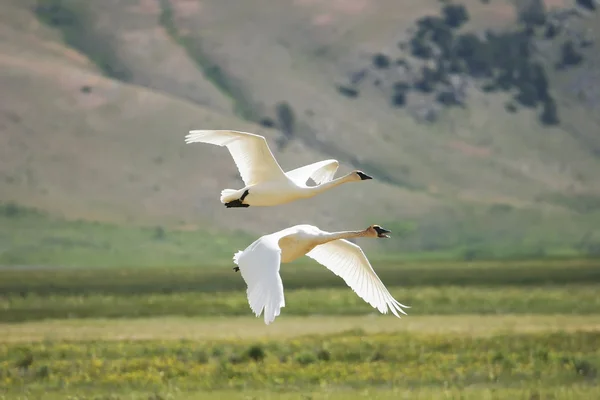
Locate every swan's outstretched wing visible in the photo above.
<box><xmin>306</xmin><ymin>239</ymin><xmax>409</xmax><ymax>317</ymax></box>
<box><xmin>285</xmin><ymin>159</ymin><xmax>340</xmax><ymax>186</ymax></box>
<box><xmin>234</xmin><ymin>235</ymin><xmax>285</xmax><ymax>325</ymax></box>
<box><xmin>185</xmin><ymin>130</ymin><xmax>286</xmax><ymax>186</ymax></box>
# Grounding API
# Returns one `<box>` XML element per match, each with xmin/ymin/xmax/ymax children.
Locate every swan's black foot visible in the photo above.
<box><xmin>233</xmin><ymin>266</ymin><xmax>240</xmax><ymax>272</ymax></box>
<box><xmin>225</xmin><ymin>200</ymin><xmax>249</xmax><ymax>208</ymax></box>
<box><xmin>224</xmin><ymin>190</ymin><xmax>250</xmax><ymax>208</ymax></box>
<box><xmin>225</xmin><ymin>200</ymin><xmax>250</xmax><ymax>208</ymax></box>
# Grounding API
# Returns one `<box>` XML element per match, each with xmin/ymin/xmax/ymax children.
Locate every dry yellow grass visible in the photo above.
<box><xmin>2</xmin><ymin>314</ymin><xmax>600</xmax><ymax>343</ymax></box>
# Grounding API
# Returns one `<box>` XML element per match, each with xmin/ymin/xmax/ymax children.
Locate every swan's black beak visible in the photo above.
<box><xmin>374</xmin><ymin>226</ymin><xmax>391</xmax><ymax>238</ymax></box>
<box><xmin>357</xmin><ymin>171</ymin><xmax>373</xmax><ymax>180</ymax></box>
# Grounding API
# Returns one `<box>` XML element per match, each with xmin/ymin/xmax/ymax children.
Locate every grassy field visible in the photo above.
<box><xmin>1</xmin><ymin>257</ymin><xmax>599</xmax><ymax>322</ymax></box>
<box><xmin>2</xmin><ymin>257</ymin><xmax>599</xmax><ymax>294</ymax></box>
<box><xmin>5</xmin><ymin>386</ymin><xmax>599</xmax><ymax>400</ymax></box>
<box><xmin>0</xmin><ymin>317</ymin><xmax>598</xmax><ymax>398</ymax></box>
<box><xmin>2</xmin><ymin>315</ymin><xmax>600</xmax><ymax>342</ymax></box>
<box><xmin>1</xmin><ymin>257</ymin><xmax>599</xmax><ymax>398</ymax></box>
<box><xmin>3</xmin><ymin>204</ymin><xmax>600</xmax><ymax>268</ymax></box>
<box><xmin>2</xmin><ymin>285</ymin><xmax>600</xmax><ymax>323</ymax></box>
<box><xmin>0</xmin><ymin>204</ymin><xmax>257</xmax><ymax>268</ymax></box>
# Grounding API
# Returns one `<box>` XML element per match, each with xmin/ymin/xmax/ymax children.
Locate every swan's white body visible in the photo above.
<box><xmin>184</xmin><ymin>130</ymin><xmax>372</xmax><ymax>207</ymax></box>
<box><xmin>233</xmin><ymin>224</ymin><xmax>409</xmax><ymax>324</ymax></box>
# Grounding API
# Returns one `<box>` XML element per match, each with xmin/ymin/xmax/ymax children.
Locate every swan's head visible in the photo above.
<box><xmin>353</xmin><ymin>170</ymin><xmax>373</xmax><ymax>181</ymax></box>
<box><xmin>367</xmin><ymin>224</ymin><xmax>391</xmax><ymax>238</ymax></box>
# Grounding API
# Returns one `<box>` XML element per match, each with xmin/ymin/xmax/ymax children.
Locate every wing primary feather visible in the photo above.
<box><xmin>306</xmin><ymin>239</ymin><xmax>409</xmax><ymax>317</ymax></box>
<box><xmin>185</xmin><ymin>130</ymin><xmax>287</xmax><ymax>186</ymax></box>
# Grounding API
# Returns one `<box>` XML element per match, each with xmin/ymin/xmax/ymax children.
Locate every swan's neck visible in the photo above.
<box><xmin>302</xmin><ymin>173</ymin><xmax>355</xmax><ymax>197</ymax></box>
<box><xmin>317</xmin><ymin>229</ymin><xmax>369</xmax><ymax>245</ymax></box>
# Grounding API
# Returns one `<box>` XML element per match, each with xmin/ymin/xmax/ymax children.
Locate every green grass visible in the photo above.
<box><xmin>1</xmin><ymin>242</ymin><xmax>599</xmax><ymax>292</ymax></box>
<box><xmin>2</xmin><ymin>315</ymin><xmax>600</xmax><ymax>343</ymax></box>
<box><xmin>3</xmin><ymin>203</ymin><xmax>600</xmax><ymax>267</ymax></box>
<box><xmin>4</xmin><ymin>386</ymin><xmax>600</xmax><ymax>400</ymax></box>
<box><xmin>2</xmin><ymin>316</ymin><xmax>599</xmax><ymax>398</ymax></box>
<box><xmin>0</xmin><ymin>204</ymin><xmax>253</xmax><ymax>268</ymax></box>
<box><xmin>381</xmin><ymin>205</ymin><xmax>600</xmax><ymax>260</ymax></box>
<box><xmin>0</xmin><ymin>330</ymin><xmax>598</xmax><ymax>392</ymax></box>
<box><xmin>2</xmin><ymin>244</ymin><xmax>599</xmax><ymax>322</ymax></box>
<box><xmin>2</xmin><ymin>285</ymin><xmax>600</xmax><ymax>323</ymax></box>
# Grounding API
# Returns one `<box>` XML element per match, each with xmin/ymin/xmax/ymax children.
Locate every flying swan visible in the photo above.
<box><xmin>184</xmin><ymin>130</ymin><xmax>373</xmax><ymax>207</ymax></box>
<box><xmin>232</xmin><ymin>224</ymin><xmax>410</xmax><ymax>324</ymax></box>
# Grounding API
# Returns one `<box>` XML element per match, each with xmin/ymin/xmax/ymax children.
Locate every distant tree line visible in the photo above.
<box><xmin>333</xmin><ymin>0</ymin><xmax>596</xmax><ymax>126</ymax></box>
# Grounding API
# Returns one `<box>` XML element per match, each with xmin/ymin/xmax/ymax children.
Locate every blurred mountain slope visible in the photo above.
<box><xmin>1</xmin><ymin>0</ymin><xmax>599</xmax><ymax>256</ymax></box>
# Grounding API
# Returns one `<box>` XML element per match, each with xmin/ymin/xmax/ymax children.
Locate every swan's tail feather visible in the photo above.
<box><xmin>247</xmin><ymin>283</ymin><xmax>267</xmax><ymax>318</ymax></box>
<box><xmin>220</xmin><ymin>188</ymin><xmax>239</xmax><ymax>203</ymax></box>
<box><xmin>245</xmin><ymin>274</ymin><xmax>285</xmax><ymax>325</ymax></box>
<box><xmin>263</xmin><ymin>290</ymin><xmax>285</xmax><ymax>325</ymax></box>
<box><xmin>232</xmin><ymin>250</ymin><xmax>243</xmax><ymax>266</ymax></box>
<box><xmin>263</xmin><ymin>275</ymin><xmax>285</xmax><ymax>325</ymax></box>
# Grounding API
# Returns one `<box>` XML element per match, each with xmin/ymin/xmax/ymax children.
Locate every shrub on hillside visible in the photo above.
<box><xmin>558</xmin><ymin>40</ymin><xmax>583</xmax><ymax>68</ymax></box>
<box><xmin>442</xmin><ymin>4</ymin><xmax>470</xmax><ymax>28</ymax></box>
<box><xmin>414</xmin><ymin>67</ymin><xmax>437</xmax><ymax>93</ymax></box>
<box><xmin>372</xmin><ymin>53</ymin><xmax>391</xmax><ymax>69</ymax></box>
<box><xmin>576</xmin><ymin>0</ymin><xmax>597</xmax><ymax>11</ymax></box>
<box><xmin>544</xmin><ymin>22</ymin><xmax>560</xmax><ymax>39</ymax></box>
<box><xmin>336</xmin><ymin>85</ymin><xmax>359</xmax><ymax>98</ymax></box>
<box><xmin>415</xmin><ymin>15</ymin><xmax>447</xmax><ymax>32</ymax></box>
<box><xmin>487</xmin><ymin>31</ymin><xmax>532</xmax><ymax>72</ymax></box>
<box><xmin>530</xmin><ymin>63</ymin><xmax>550</xmax><ymax>101</ymax></box>
<box><xmin>446</xmin><ymin>56</ymin><xmax>466</xmax><ymax>74</ymax></box>
<box><xmin>410</xmin><ymin>37</ymin><xmax>434</xmax><ymax>59</ymax></box>
<box><xmin>34</xmin><ymin>0</ymin><xmax>77</xmax><ymax>27</ymax></box>
<box><xmin>391</xmin><ymin>91</ymin><xmax>407</xmax><ymax>107</ymax></box>
<box><xmin>540</xmin><ymin>98</ymin><xmax>560</xmax><ymax>125</ymax></box>
<box><xmin>453</xmin><ymin>33</ymin><xmax>491</xmax><ymax>77</ymax></box>
<box><xmin>259</xmin><ymin>117</ymin><xmax>275</xmax><ymax>128</ymax></box>
<box><xmin>513</xmin><ymin>63</ymin><xmax>550</xmax><ymax>107</ymax></box>
<box><xmin>515</xmin><ymin>83</ymin><xmax>539</xmax><ymax>107</ymax></box>
<box><xmin>275</xmin><ymin>102</ymin><xmax>295</xmax><ymax>137</ymax></box>
<box><xmin>505</xmin><ymin>102</ymin><xmax>518</xmax><ymax>113</ymax></box>
<box><xmin>1</xmin><ymin>202</ymin><xmax>21</xmax><ymax>218</ymax></box>
<box><xmin>494</xmin><ymin>71</ymin><xmax>513</xmax><ymax>91</ymax></box>
<box><xmin>393</xmin><ymin>81</ymin><xmax>411</xmax><ymax>92</ymax></box>
<box><xmin>517</xmin><ymin>0</ymin><xmax>547</xmax><ymax>27</ymax></box>
<box><xmin>436</xmin><ymin>90</ymin><xmax>462</xmax><ymax>107</ymax></box>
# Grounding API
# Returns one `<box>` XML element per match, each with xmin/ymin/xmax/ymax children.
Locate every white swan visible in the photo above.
<box><xmin>232</xmin><ymin>224</ymin><xmax>409</xmax><ymax>324</ymax></box>
<box><xmin>184</xmin><ymin>130</ymin><xmax>373</xmax><ymax>207</ymax></box>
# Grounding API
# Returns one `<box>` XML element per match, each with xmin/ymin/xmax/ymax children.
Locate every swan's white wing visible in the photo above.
<box><xmin>185</xmin><ymin>130</ymin><xmax>286</xmax><ymax>186</ymax></box>
<box><xmin>306</xmin><ymin>239</ymin><xmax>409</xmax><ymax>317</ymax></box>
<box><xmin>234</xmin><ymin>235</ymin><xmax>285</xmax><ymax>325</ymax></box>
<box><xmin>285</xmin><ymin>159</ymin><xmax>339</xmax><ymax>186</ymax></box>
